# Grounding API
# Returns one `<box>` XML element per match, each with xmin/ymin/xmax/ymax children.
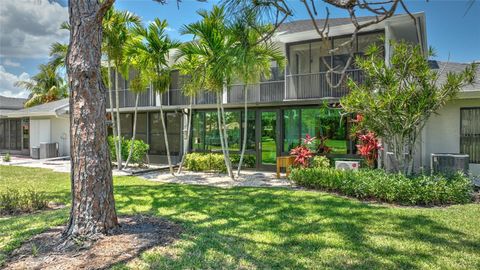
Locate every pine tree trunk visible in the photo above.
<box><xmin>125</xmin><ymin>93</ymin><xmax>139</xmax><ymax>168</ymax></box>
<box><xmin>107</xmin><ymin>62</ymin><xmax>120</xmax><ymax>167</ymax></box>
<box><xmin>64</xmin><ymin>0</ymin><xmax>118</xmax><ymax>240</ymax></box>
<box><xmin>237</xmin><ymin>84</ymin><xmax>248</xmax><ymax>177</ymax></box>
<box><xmin>177</xmin><ymin>95</ymin><xmax>193</xmax><ymax>174</ymax></box>
<box><xmin>114</xmin><ymin>67</ymin><xmax>122</xmax><ymax>170</ymax></box>
<box><xmin>159</xmin><ymin>94</ymin><xmax>174</xmax><ymax>175</ymax></box>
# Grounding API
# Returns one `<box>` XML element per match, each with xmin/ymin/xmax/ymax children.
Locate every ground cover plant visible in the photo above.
<box><xmin>1</xmin><ymin>165</ymin><xmax>479</xmax><ymax>269</ymax></box>
<box><xmin>289</xmin><ymin>167</ymin><xmax>474</xmax><ymax>205</ymax></box>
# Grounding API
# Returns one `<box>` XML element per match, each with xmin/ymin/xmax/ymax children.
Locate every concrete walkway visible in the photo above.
<box><xmin>142</xmin><ymin>170</ymin><xmax>292</xmax><ymax>188</ymax></box>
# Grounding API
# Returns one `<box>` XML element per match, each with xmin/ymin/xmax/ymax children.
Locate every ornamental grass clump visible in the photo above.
<box><xmin>289</xmin><ymin>167</ymin><xmax>473</xmax><ymax>206</ymax></box>
<box><xmin>0</xmin><ymin>188</ymin><xmax>49</xmax><ymax>215</ymax></box>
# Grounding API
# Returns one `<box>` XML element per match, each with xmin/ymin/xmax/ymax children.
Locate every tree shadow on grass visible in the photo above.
<box><xmin>113</xmin><ymin>183</ymin><xmax>480</xmax><ymax>269</ymax></box>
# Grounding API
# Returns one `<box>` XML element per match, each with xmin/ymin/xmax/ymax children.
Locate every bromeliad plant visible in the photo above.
<box><xmin>356</xmin><ymin>131</ymin><xmax>382</xmax><ymax>168</ymax></box>
<box><xmin>290</xmin><ymin>145</ymin><xmax>314</xmax><ymax>168</ymax></box>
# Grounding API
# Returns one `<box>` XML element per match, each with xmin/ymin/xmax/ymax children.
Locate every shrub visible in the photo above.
<box><xmin>108</xmin><ymin>136</ymin><xmax>149</xmax><ymax>165</ymax></box>
<box><xmin>312</xmin><ymin>156</ymin><xmax>330</xmax><ymax>168</ymax></box>
<box><xmin>289</xmin><ymin>167</ymin><xmax>473</xmax><ymax>205</ymax></box>
<box><xmin>184</xmin><ymin>153</ymin><xmax>226</xmax><ymax>172</ymax></box>
<box><xmin>2</xmin><ymin>153</ymin><xmax>11</xmax><ymax>162</ymax></box>
<box><xmin>0</xmin><ymin>188</ymin><xmax>48</xmax><ymax>215</ymax></box>
<box><xmin>230</xmin><ymin>154</ymin><xmax>256</xmax><ymax>168</ymax></box>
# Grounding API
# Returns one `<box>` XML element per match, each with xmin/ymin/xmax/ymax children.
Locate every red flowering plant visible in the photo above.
<box><xmin>356</xmin><ymin>131</ymin><xmax>382</xmax><ymax>168</ymax></box>
<box><xmin>290</xmin><ymin>145</ymin><xmax>314</xmax><ymax>168</ymax></box>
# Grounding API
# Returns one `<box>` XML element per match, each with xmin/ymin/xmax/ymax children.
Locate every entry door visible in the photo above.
<box><xmin>257</xmin><ymin>110</ymin><xmax>279</xmax><ymax>169</ymax></box>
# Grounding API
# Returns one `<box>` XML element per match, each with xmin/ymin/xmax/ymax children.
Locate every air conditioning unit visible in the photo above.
<box><xmin>335</xmin><ymin>161</ymin><xmax>360</xmax><ymax>171</ymax></box>
<box><xmin>431</xmin><ymin>153</ymin><xmax>469</xmax><ymax>175</ymax></box>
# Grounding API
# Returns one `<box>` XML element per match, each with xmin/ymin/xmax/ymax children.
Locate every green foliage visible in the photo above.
<box><xmin>341</xmin><ymin>40</ymin><xmax>477</xmax><ymax>175</ymax></box>
<box><xmin>108</xmin><ymin>136</ymin><xmax>149</xmax><ymax>165</ymax></box>
<box><xmin>312</xmin><ymin>156</ymin><xmax>330</xmax><ymax>169</ymax></box>
<box><xmin>0</xmin><ymin>188</ymin><xmax>48</xmax><ymax>215</ymax></box>
<box><xmin>184</xmin><ymin>153</ymin><xmax>227</xmax><ymax>172</ymax></box>
<box><xmin>230</xmin><ymin>154</ymin><xmax>256</xmax><ymax>168</ymax></box>
<box><xmin>289</xmin><ymin>167</ymin><xmax>473</xmax><ymax>206</ymax></box>
<box><xmin>2</xmin><ymin>153</ymin><xmax>11</xmax><ymax>162</ymax></box>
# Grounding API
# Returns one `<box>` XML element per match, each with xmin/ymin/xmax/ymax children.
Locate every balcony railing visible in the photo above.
<box><xmin>285</xmin><ymin>69</ymin><xmax>364</xmax><ymax>100</ymax></box>
<box><xmin>107</xmin><ymin>88</ymin><xmax>155</xmax><ymax>108</ymax></box>
<box><xmin>228</xmin><ymin>80</ymin><xmax>285</xmax><ymax>104</ymax></box>
<box><xmin>107</xmin><ymin>69</ymin><xmax>364</xmax><ymax>108</ymax></box>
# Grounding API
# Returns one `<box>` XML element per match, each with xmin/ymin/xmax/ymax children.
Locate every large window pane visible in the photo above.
<box><xmin>149</xmin><ymin>112</ymin><xmax>164</xmax><ymax>154</ymax></box>
<box><xmin>245</xmin><ymin>110</ymin><xmax>256</xmax><ymax>150</ymax></box>
<box><xmin>357</xmin><ymin>32</ymin><xmax>384</xmax><ymax>54</ymax></box>
<box><xmin>166</xmin><ymin>112</ymin><xmax>181</xmax><ymax>154</ymax></box>
<box><xmin>192</xmin><ymin>112</ymin><xmax>205</xmax><ymax>151</ymax></box>
<box><xmin>205</xmin><ymin>111</ymin><xmax>221</xmax><ymax>151</ymax></box>
<box><xmin>301</xmin><ymin>108</ymin><xmax>321</xmax><ymax>138</ymax></box>
<box><xmin>319</xmin><ymin>108</ymin><xmax>347</xmax><ymax>154</ymax></box>
<box><xmin>289</xmin><ymin>43</ymin><xmax>310</xmax><ymax>75</ymax></box>
<box><xmin>120</xmin><ymin>113</ymin><xmax>132</xmax><ymax>138</ymax></box>
<box><xmin>283</xmin><ymin>109</ymin><xmax>300</xmax><ymax>152</ymax></box>
<box><xmin>225</xmin><ymin>111</ymin><xmax>240</xmax><ymax>151</ymax></box>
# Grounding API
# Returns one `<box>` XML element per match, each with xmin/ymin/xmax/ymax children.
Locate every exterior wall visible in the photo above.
<box><xmin>421</xmin><ymin>98</ymin><xmax>480</xmax><ymax>176</ymax></box>
<box><xmin>30</xmin><ymin>118</ymin><xmax>51</xmax><ymax>156</ymax></box>
<box><xmin>30</xmin><ymin>116</ymin><xmax>70</xmax><ymax>157</ymax></box>
<box><xmin>51</xmin><ymin>117</ymin><xmax>70</xmax><ymax>156</ymax></box>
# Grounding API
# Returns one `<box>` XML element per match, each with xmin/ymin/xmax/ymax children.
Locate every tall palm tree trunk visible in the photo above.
<box><xmin>216</xmin><ymin>94</ymin><xmax>230</xmax><ymax>176</ymax></box>
<box><xmin>114</xmin><ymin>67</ymin><xmax>122</xmax><ymax>170</ymax></box>
<box><xmin>177</xmin><ymin>95</ymin><xmax>193</xmax><ymax>174</ymax></box>
<box><xmin>217</xmin><ymin>90</ymin><xmax>234</xmax><ymax>179</ymax></box>
<box><xmin>125</xmin><ymin>93</ymin><xmax>139</xmax><ymax>168</ymax></box>
<box><xmin>159</xmin><ymin>94</ymin><xmax>174</xmax><ymax>175</ymax></box>
<box><xmin>107</xmin><ymin>63</ymin><xmax>120</xmax><ymax>167</ymax></box>
<box><xmin>237</xmin><ymin>84</ymin><xmax>248</xmax><ymax>177</ymax></box>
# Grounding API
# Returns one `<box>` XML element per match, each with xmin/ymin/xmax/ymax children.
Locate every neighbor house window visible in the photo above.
<box><xmin>460</xmin><ymin>108</ymin><xmax>480</xmax><ymax>163</ymax></box>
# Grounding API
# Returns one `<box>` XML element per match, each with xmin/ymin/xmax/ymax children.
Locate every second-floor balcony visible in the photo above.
<box><xmin>108</xmin><ymin>69</ymin><xmax>364</xmax><ymax>108</ymax></box>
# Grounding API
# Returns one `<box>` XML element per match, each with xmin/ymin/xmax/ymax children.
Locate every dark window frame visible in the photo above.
<box><xmin>460</xmin><ymin>107</ymin><xmax>480</xmax><ymax>164</ymax></box>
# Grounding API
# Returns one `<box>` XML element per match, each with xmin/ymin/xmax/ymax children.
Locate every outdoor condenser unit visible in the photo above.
<box><xmin>40</xmin><ymin>142</ymin><xmax>58</xmax><ymax>159</ymax></box>
<box><xmin>31</xmin><ymin>147</ymin><xmax>40</xmax><ymax>159</ymax></box>
<box><xmin>335</xmin><ymin>161</ymin><xmax>360</xmax><ymax>171</ymax></box>
<box><xmin>431</xmin><ymin>153</ymin><xmax>469</xmax><ymax>175</ymax></box>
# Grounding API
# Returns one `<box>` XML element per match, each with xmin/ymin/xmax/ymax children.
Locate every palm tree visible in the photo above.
<box><xmin>15</xmin><ymin>63</ymin><xmax>68</xmax><ymax>108</ymax></box>
<box><xmin>129</xmin><ymin>19</ymin><xmax>180</xmax><ymax>174</ymax></box>
<box><xmin>123</xmin><ymin>32</ymin><xmax>151</xmax><ymax>168</ymax></box>
<box><xmin>230</xmin><ymin>12</ymin><xmax>285</xmax><ymax>176</ymax></box>
<box><xmin>174</xmin><ymin>54</ymin><xmax>205</xmax><ymax>173</ymax></box>
<box><xmin>103</xmin><ymin>7</ymin><xmax>141</xmax><ymax>170</ymax></box>
<box><xmin>180</xmin><ymin>6</ymin><xmax>239</xmax><ymax>179</ymax></box>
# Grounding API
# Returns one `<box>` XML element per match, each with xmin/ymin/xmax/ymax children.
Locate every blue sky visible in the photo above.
<box><xmin>0</xmin><ymin>0</ymin><xmax>479</xmax><ymax>98</ymax></box>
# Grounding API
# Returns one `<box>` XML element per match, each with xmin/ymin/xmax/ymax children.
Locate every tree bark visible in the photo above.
<box><xmin>65</xmin><ymin>0</ymin><xmax>118</xmax><ymax>240</ymax></box>
<box><xmin>125</xmin><ymin>93</ymin><xmax>139</xmax><ymax>168</ymax></box>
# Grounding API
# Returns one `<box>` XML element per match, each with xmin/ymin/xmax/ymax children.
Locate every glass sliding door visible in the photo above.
<box><xmin>259</xmin><ymin>111</ymin><xmax>278</xmax><ymax>167</ymax></box>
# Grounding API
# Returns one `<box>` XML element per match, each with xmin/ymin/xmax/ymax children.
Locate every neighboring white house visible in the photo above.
<box><xmin>6</xmin><ymin>99</ymin><xmax>70</xmax><ymax>157</ymax></box>
<box><xmin>418</xmin><ymin>61</ymin><xmax>480</xmax><ymax>175</ymax></box>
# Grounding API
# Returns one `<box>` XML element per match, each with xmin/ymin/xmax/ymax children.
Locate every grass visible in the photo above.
<box><xmin>1</xmin><ymin>165</ymin><xmax>479</xmax><ymax>269</ymax></box>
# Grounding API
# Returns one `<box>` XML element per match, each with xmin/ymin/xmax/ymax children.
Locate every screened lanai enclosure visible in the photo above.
<box><xmin>190</xmin><ymin>106</ymin><xmax>357</xmax><ymax>170</ymax></box>
<box><xmin>0</xmin><ymin>118</ymin><xmax>29</xmax><ymax>154</ymax></box>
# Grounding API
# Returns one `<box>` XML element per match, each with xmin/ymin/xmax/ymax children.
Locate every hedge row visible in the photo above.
<box><xmin>289</xmin><ymin>167</ymin><xmax>473</xmax><ymax>205</ymax></box>
<box><xmin>184</xmin><ymin>153</ymin><xmax>255</xmax><ymax>172</ymax></box>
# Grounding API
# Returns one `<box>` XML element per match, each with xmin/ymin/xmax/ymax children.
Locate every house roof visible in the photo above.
<box><xmin>6</xmin><ymin>98</ymin><xmax>69</xmax><ymax>118</ymax></box>
<box><xmin>277</xmin><ymin>16</ymin><xmax>377</xmax><ymax>34</ymax></box>
<box><xmin>0</xmin><ymin>95</ymin><xmax>26</xmax><ymax>110</ymax></box>
<box><xmin>429</xmin><ymin>60</ymin><xmax>480</xmax><ymax>92</ymax></box>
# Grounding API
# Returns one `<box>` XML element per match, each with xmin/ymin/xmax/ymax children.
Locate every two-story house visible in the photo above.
<box><xmin>4</xmin><ymin>12</ymin><xmax>479</xmax><ymax>175</ymax></box>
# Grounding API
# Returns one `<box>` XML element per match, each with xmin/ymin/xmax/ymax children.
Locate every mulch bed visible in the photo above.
<box><xmin>4</xmin><ymin>215</ymin><xmax>182</xmax><ymax>270</ymax></box>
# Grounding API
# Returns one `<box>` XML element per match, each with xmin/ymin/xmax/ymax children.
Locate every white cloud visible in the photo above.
<box><xmin>0</xmin><ymin>65</ymin><xmax>30</xmax><ymax>98</ymax></box>
<box><xmin>1</xmin><ymin>59</ymin><xmax>21</xmax><ymax>68</ymax></box>
<box><xmin>0</xmin><ymin>0</ymin><xmax>69</xmax><ymax>59</ymax></box>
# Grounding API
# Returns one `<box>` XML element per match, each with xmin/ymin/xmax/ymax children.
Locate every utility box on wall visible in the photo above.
<box><xmin>431</xmin><ymin>153</ymin><xmax>469</xmax><ymax>175</ymax></box>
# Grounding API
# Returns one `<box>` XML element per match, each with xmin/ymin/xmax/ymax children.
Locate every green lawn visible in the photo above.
<box><xmin>1</xmin><ymin>165</ymin><xmax>479</xmax><ymax>269</ymax></box>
